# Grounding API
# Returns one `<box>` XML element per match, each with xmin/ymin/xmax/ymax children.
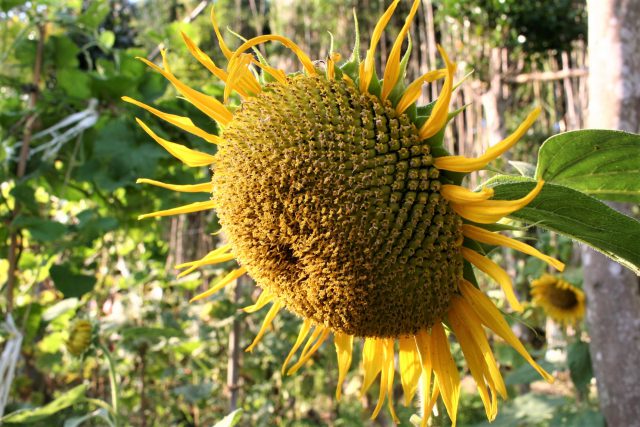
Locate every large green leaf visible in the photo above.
<box><xmin>213</xmin><ymin>410</ymin><xmax>243</xmax><ymax>427</ymax></box>
<box><xmin>50</xmin><ymin>265</ymin><xmax>97</xmax><ymax>298</ymax></box>
<box><xmin>486</xmin><ymin>176</ymin><xmax>640</xmax><ymax>274</ymax></box>
<box><xmin>1</xmin><ymin>385</ymin><xmax>86</xmax><ymax>423</ymax></box>
<box><xmin>536</xmin><ymin>130</ymin><xmax>640</xmax><ymax>202</ymax></box>
<box><xmin>567</xmin><ymin>340</ymin><xmax>593</xmax><ymax>394</ymax></box>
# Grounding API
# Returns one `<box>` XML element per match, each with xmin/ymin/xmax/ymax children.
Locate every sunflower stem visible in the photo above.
<box><xmin>99</xmin><ymin>341</ymin><xmax>120</xmax><ymax>427</ymax></box>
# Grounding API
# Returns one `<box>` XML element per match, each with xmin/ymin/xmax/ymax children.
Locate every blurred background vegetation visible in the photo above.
<box><xmin>0</xmin><ymin>0</ymin><xmax>620</xmax><ymax>425</ymax></box>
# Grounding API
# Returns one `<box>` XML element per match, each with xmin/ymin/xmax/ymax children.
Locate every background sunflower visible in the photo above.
<box><xmin>532</xmin><ymin>274</ymin><xmax>586</xmax><ymax>327</ymax></box>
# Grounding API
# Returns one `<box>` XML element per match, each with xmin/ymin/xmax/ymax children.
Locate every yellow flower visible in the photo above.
<box><xmin>126</xmin><ymin>1</ymin><xmax>565</xmax><ymax>424</ymax></box>
<box><xmin>531</xmin><ymin>274</ymin><xmax>586</xmax><ymax>327</ymax></box>
<box><xmin>66</xmin><ymin>319</ymin><xmax>93</xmax><ymax>356</ymax></box>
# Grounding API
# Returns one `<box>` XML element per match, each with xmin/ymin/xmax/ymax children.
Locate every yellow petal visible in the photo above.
<box><xmin>334</xmin><ymin>332</ymin><xmax>354</xmax><ymax>400</ymax></box>
<box><xmin>287</xmin><ymin>326</ymin><xmax>329</xmax><ymax>375</ymax></box>
<box><xmin>462</xmin><ymin>247</ymin><xmax>523</xmax><ymax>312</ymax></box>
<box><xmin>419</xmin><ymin>46</ymin><xmax>457</xmax><ymax>140</ymax></box>
<box><xmin>450</xmin><ymin>181</ymin><xmax>544</xmax><ymax>224</ymax></box>
<box><xmin>224</xmin><ymin>53</ymin><xmax>255</xmax><ymax>102</ymax></box>
<box><xmin>243</xmin><ymin>290</ymin><xmax>274</xmax><ymax>313</ymax></box>
<box><xmin>381</xmin><ymin>0</ymin><xmax>421</xmax><ymax>100</ymax></box>
<box><xmin>176</xmin><ymin>252</ymin><xmax>235</xmax><ymax>269</ymax></box>
<box><xmin>430</xmin><ymin>322</ymin><xmax>460</xmax><ymax>427</ymax></box>
<box><xmin>385</xmin><ymin>339</ymin><xmax>399</xmax><ymax>424</ymax></box>
<box><xmin>138</xmin><ymin>200</ymin><xmax>216</xmax><ymax>220</ymax></box>
<box><xmin>415</xmin><ymin>329</ymin><xmax>440</xmax><ymax>427</ymax></box>
<box><xmin>189</xmin><ymin>266</ymin><xmax>246</xmax><ymax>302</ymax></box>
<box><xmin>326</xmin><ymin>52</ymin><xmax>341</xmax><ymax>81</ymax></box>
<box><xmin>245</xmin><ymin>301</ymin><xmax>282</xmax><ymax>352</ymax></box>
<box><xmin>176</xmin><ymin>252</ymin><xmax>236</xmax><ymax>277</ymax></box>
<box><xmin>459</xmin><ymin>279</ymin><xmax>554</xmax><ymax>383</ymax></box>
<box><xmin>281</xmin><ymin>319</ymin><xmax>312</xmax><ymax>374</ymax></box>
<box><xmin>180</xmin><ymin>31</ymin><xmax>227</xmax><ymax>81</ymax></box>
<box><xmin>230</xmin><ymin>35</ymin><xmax>316</xmax><ymax>75</ymax></box>
<box><xmin>137</xmin><ymin>54</ymin><xmax>233</xmax><ymax>125</ymax></box>
<box><xmin>175</xmin><ymin>244</ymin><xmax>232</xmax><ymax>269</ymax></box>
<box><xmin>136</xmin><ymin>178</ymin><xmax>211</xmax><ymax>193</ymax></box>
<box><xmin>396</xmin><ymin>69</ymin><xmax>446</xmax><ymax>114</ymax></box>
<box><xmin>440</xmin><ymin>185</ymin><xmax>494</xmax><ymax>203</ymax></box>
<box><xmin>371</xmin><ymin>339</ymin><xmax>395</xmax><ymax>420</ymax></box>
<box><xmin>360</xmin><ymin>0</ymin><xmax>400</xmax><ymax>93</ymax></box>
<box><xmin>123</xmin><ymin>97</ymin><xmax>224</xmax><ymax>144</ymax></box>
<box><xmin>399</xmin><ymin>336</ymin><xmax>421</xmax><ymax>406</ymax></box>
<box><xmin>181</xmin><ymin>31</ymin><xmax>259</xmax><ymax>97</ymax></box>
<box><xmin>434</xmin><ymin>108</ymin><xmax>540</xmax><ymax>172</ymax></box>
<box><xmin>452</xmin><ymin>296</ymin><xmax>507</xmax><ymax>399</ymax></box>
<box><xmin>361</xmin><ymin>337</ymin><xmax>384</xmax><ymax>395</ymax></box>
<box><xmin>449</xmin><ymin>297</ymin><xmax>500</xmax><ymax>421</ymax></box>
<box><xmin>136</xmin><ymin>119</ymin><xmax>216</xmax><ymax>167</ymax></box>
<box><xmin>250</xmin><ymin>58</ymin><xmax>287</xmax><ymax>85</ymax></box>
<box><xmin>210</xmin><ymin>6</ymin><xmax>233</xmax><ymax>59</ymax></box>
<box><xmin>462</xmin><ymin>224</ymin><xmax>565</xmax><ymax>271</ymax></box>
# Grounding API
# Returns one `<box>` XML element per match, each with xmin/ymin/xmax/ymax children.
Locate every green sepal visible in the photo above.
<box><xmin>326</xmin><ymin>31</ymin><xmax>344</xmax><ymax>80</ymax></box>
<box><xmin>463</xmin><ymin>237</ymin><xmax>498</xmax><ymax>256</ymax></box>
<box><xmin>367</xmin><ymin>71</ymin><xmax>382</xmax><ymax>98</ymax></box>
<box><xmin>462</xmin><ymin>260</ymin><xmax>479</xmax><ymax>287</ymax></box>
<box><xmin>340</xmin><ymin>9</ymin><xmax>361</xmax><ymax>82</ymax></box>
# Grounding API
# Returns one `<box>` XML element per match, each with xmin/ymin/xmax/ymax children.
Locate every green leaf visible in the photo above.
<box><xmin>42</xmin><ymin>298</ymin><xmax>80</xmax><ymax>322</ymax></box>
<box><xmin>509</xmin><ymin>160</ymin><xmax>536</xmax><ymax>178</ymax></box>
<box><xmin>58</xmin><ymin>69</ymin><xmax>92</xmax><ymax>99</ymax></box>
<box><xmin>487</xmin><ymin>176</ymin><xmax>640</xmax><ymax>274</ymax></box>
<box><xmin>0</xmin><ymin>0</ymin><xmax>27</xmax><ymax>12</ymax></box>
<box><xmin>567</xmin><ymin>340</ymin><xmax>593</xmax><ymax>394</ymax></box>
<box><xmin>536</xmin><ymin>129</ymin><xmax>640</xmax><ymax>202</ymax></box>
<box><xmin>12</xmin><ymin>216</ymin><xmax>67</xmax><ymax>242</ymax></box>
<box><xmin>77</xmin><ymin>0</ymin><xmax>109</xmax><ymax>29</ymax></box>
<box><xmin>50</xmin><ymin>265</ymin><xmax>97</xmax><ymax>298</ymax></box>
<box><xmin>122</xmin><ymin>326</ymin><xmax>185</xmax><ymax>341</ymax></box>
<box><xmin>172</xmin><ymin>383</ymin><xmax>215</xmax><ymax>404</ymax></box>
<box><xmin>63</xmin><ymin>409</ymin><xmax>112</xmax><ymax>427</ymax></box>
<box><xmin>9</xmin><ymin>183</ymin><xmax>38</xmax><ymax>213</ymax></box>
<box><xmin>213</xmin><ymin>409</ymin><xmax>243</xmax><ymax>427</ymax></box>
<box><xmin>551</xmin><ymin>407</ymin><xmax>605</xmax><ymax>427</ymax></box>
<box><xmin>505</xmin><ymin>359</ymin><xmax>555</xmax><ymax>386</ymax></box>
<box><xmin>52</xmin><ymin>36</ymin><xmax>80</xmax><ymax>69</ymax></box>
<box><xmin>1</xmin><ymin>385</ymin><xmax>86</xmax><ymax>423</ymax></box>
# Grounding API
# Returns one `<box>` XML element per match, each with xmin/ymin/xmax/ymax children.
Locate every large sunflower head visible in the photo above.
<box><xmin>127</xmin><ymin>1</ymin><xmax>566</xmax><ymax>425</ymax></box>
<box><xmin>531</xmin><ymin>274</ymin><xmax>586</xmax><ymax>327</ymax></box>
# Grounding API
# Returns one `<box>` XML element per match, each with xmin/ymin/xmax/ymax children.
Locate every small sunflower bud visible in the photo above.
<box><xmin>66</xmin><ymin>319</ymin><xmax>93</xmax><ymax>356</ymax></box>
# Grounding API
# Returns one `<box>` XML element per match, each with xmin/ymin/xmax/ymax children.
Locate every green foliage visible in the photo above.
<box><xmin>437</xmin><ymin>0</ymin><xmax>586</xmax><ymax>52</ymax></box>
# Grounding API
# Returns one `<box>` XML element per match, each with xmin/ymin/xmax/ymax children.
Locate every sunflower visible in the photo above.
<box><xmin>531</xmin><ymin>274</ymin><xmax>585</xmax><ymax>327</ymax></box>
<box><xmin>125</xmin><ymin>1</ymin><xmax>566</xmax><ymax>424</ymax></box>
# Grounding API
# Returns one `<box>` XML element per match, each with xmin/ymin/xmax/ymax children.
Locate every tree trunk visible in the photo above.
<box><xmin>585</xmin><ymin>1</ymin><xmax>640</xmax><ymax>426</ymax></box>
